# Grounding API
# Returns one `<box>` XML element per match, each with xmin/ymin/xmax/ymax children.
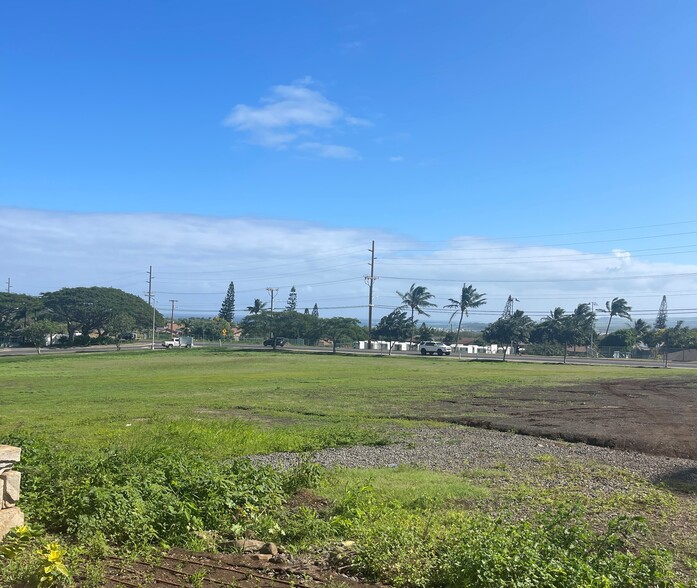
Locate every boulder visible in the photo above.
<box><xmin>0</xmin><ymin>507</ymin><xmax>24</xmax><ymax>540</ymax></box>
<box><xmin>1</xmin><ymin>470</ymin><xmax>21</xmax><ymax>508</ymax></box>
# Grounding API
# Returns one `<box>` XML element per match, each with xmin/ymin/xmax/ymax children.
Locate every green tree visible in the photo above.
<box><xmin>42</xmin><ymin>287</ymin><xmax>163</xmax><ymax>344</ymax></box>
<box><xmin>246</xmin><ymin>298</ymin><xmax>267</xmax><ymax>314</ymax></box>
<box><xmin>373</xmin><ymin>309</ymin><xmax>414</xmax><ymax>355</ymax></box>
<box><xmin>240</xmin><ymin>313</ymin><xmax>272</xmax><ymax>338</ymax></box>
<box><xmin>105</xmin><ymin>313</ymin><xmax>135</xmax><ymax>351</ymax></box>
<box><xmin>417</xmin><ymin>322</ymin><xmax>435</xmax><ymax>342</ymax></box>
<box><xmin>571</xmin><ymin>303</ymin><xmax>595</xmax><ymax>347</ymax></box>
<box><xmin>285</xmin><ymin>286</ymin><xmax>297</xmax><ymax>312</ymax></box>
<box><xmin>633</xmin><ymin>319</ymin><xmax>651</xmax><ymax>344</ymax></box>
<box><xmin>482</xmin><ymin>310</ymin><xmax>534</xmax><ymax>361</ymax></box>
<box><xmin>0</xmin><ymin>293</ymin><xmax>43</xmax><ymax>339</ymax></box>
<box><xmin>600</xmin><ymin>297</ymin><xmax>632</xmax><ymax>336</ymax></box>
<box><xmin>21</xmin><ymin>320</ymin><xmax>62</xmax><ymax>354</ymax></box>
<box><xmin>321</xmin><ymin>317</ymin><xmax>365</xmax><ymax>353</ymax></box>
<box><xmin>397</xmin><ymin>283</ymin><xmax>436</xmax><ymax>344</ymax></box>
<box><xmin>444</xmin><ymin>284</ymin><xmax>486</xmax><ymax>347</ymax></box>
<box><xmin>654</xmin><ymin>295</ymin><xmax>668</xmax><ymax>329</ymax></box>
<box><xmin>662</xmin><ymin>321</ymin><xmax>697</xmax><ymax>349</ymax></box>
<box><xmin>599</xmin><ymin>328</ymin><xmax>636</xmax><ymax>349</ymax></box>
<box><xmin>218</xmin><ymin>282</ymin><xmax>235</xmax><ymax>323</ymax></box>
<box><xmin>182</xmin><ymin>317</ymin><xmax>232</xmax><ymax>341</ymax></box>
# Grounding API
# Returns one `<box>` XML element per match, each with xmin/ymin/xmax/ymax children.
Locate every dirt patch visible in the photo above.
<box><xmin>427</xmin><ymin>377</ymin><xmax>697</xmax><ymax>459</ymax></box>
<box><xmin>100</xmin><ymin>549</ymin><xmax>379</xmax><ymax>588</ymax></box>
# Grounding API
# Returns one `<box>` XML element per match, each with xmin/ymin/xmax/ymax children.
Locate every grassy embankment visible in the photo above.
<box><xmin>1</xmin><ymin>349</ymin><xmax>695</xmax><ymax>587</ymax></box>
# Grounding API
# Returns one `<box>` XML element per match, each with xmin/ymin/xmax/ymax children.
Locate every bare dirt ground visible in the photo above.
<box><xmin>433</xmin><ymin>376</ymin><xmax>697</xmax><ymax>460</ymax></box>
<box><xmin>95</xmin><ymin>376</ymin><xmax>697</xmax><ymax>587</ymax></box>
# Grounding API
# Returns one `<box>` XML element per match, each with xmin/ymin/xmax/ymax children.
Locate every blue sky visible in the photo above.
<box><xmin>2</xmin><ymin>1</ymin><xmax>696</xmax><ymax>326</ymax></box>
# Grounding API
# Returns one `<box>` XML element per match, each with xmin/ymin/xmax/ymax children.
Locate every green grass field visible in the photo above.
<box><xmin>1</xmin><ymin>348</ymin><xmax>684</xmax><ymax>457</ymax></box>
<box><xmin>2</xmin><ymin>349</ymin><xmax>696</xmax><ymax>587</ymax></box>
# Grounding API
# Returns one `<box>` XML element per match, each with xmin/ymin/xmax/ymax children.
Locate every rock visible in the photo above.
<box><xmin>0</xmin><ymin>446</ymin><xmax>21</xmax><ymax>463</ymax></box>
<box><xmin>1</xmin><ymin>470</ymin><xmax>21</xmax><ymax>508</ymax></box>
<box><xmin>260</xmin><ymin>542</ymin><xmax>278</xmax><ymax>555</ymax></box>
<box><xmin>0</xmin><ymin>507</ymin><xmax>24</xmax><ymax>540</ymax></box>
<box><xmin>233</xmin><ymin>539</ymin><xmax>266</xmax><ymax>552</ymax></box>
<box><xmin>250</xmin><ymin>553</ymin><xmax>273</xmax><ymax>562</ymax></box>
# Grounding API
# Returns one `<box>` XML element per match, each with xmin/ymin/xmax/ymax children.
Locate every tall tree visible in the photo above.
<box><xmin>600</xmin><ymin>297</ymin><xmax>632</xmax><ymax>335</ymax></box>
<box><xmin>633</xmin><ymin>319</ymin><xmax>651</xmax><ymax>344</ymax></box>
<box><xmin>42</xmin><ymin>287</ymin><xmax>163</xmax><ymax>344</ymax></box>
<box><xmin>246</xmin><ymin>298</ymin><xmax>267</xmax><ymax>314</ymax></box>
<box><xmin>444</xmin><ymin>283</ymin><xmax>486</xmax><ymax>346</ymax></box>
<box><xmin>321</xmin><ymin>317</ymin><xmax>365</xmax><ymax>353</ymax></box>
<box><xmin>285</xmin><ymin>286</ymin><xmax>297</xmax><ymax>312</ymax></box>
<box><xmin>21</xmin><ymin>320</ymin><xmax>62</xmax><ymax>354</ymax></box>
<box><xmin>312</xmin><ymin>303</ymin><xmax>319</xmax><ymax>317</ymax></box>
<box><xmin>482</xmin><ymin>310</ymin><xmax>534</xmax><ymax>361</ymax></box>
<box><xmin>654</xmin><ymin>295</ymin><xmax>668</xmax><ymax>329</ymax></box>
<box><xmin>396</xmin><ymin>283</ymin><xmax>436</xmax><ymax>344</ymax></box>
<box><xmin>219</xmin><ymin>282</ymin><xmax>235</xmax><ymax>323</ymax></box>
<box><xmin>0</xmin><ymin>293</ymin><xmax>42</xmax><ymax>338</ymax></box>
<box><xmin>372</xmin><ymin>309</ymin><xmax>414</xmax><ymax>355</ymax></box>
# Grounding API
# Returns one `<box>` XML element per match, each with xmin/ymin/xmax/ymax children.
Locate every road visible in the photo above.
<box><xmin>2</xmin><ymin>342</ymin><xmax>695</xmax><ymax>369</ymax></box>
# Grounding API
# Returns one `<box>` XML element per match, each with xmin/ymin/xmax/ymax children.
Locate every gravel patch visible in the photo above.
<box><xmin>251</xmin><ymin>426</ymin><xmax>697</xmax><ymax>487</ymax></box>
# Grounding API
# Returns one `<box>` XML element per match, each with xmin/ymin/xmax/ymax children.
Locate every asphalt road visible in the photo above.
<box><xmin>2</xmin><ymin>342</ymin><xmax>695</xmax><ymax>369</ymax></box>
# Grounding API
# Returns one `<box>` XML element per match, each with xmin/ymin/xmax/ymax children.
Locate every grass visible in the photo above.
<box><xmin>2</xmin><ymin>348</ymin><xmax>696</xmax><ymax>587</ymax></box>
<box><xmin>0</xmin><ymin>348</ymin><xmax>687</xmax><ymax>457</ymax></box>
<box><xmin>321</xmin><ymin>465</ymin><xmax>489</xmax><ymax>507</ymax></box>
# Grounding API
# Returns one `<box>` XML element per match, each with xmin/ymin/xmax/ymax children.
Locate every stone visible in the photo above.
<box><xmin>233</xmin><ymin>538</ymin><xmax>266</xmax><ymax>552</ymax></box>
<box><xmin>0</xmin><ymin>507</ymin><xmax>24</xmax><ymax>540</ymax></box>
<box><xmin>1</xmin><ymin>470</ymin><xmax>21</xmax><ymax>508</ymax></box>
<box><xmin>0</xmin><ymin>446</ymin><xmax>21</xmax><ymax>463</ymax></box>
<box><xmin>250</xmin><ymin>554</ymin><xmax>273</xmax><ymax>562</ymax></box>
<box><xmin>260</xmin><ymin>542</ymin><xmax>278</xmax><ymax>555</ymax></box>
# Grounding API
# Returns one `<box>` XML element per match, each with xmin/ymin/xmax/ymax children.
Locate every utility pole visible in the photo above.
<box><xmin>266</xmin><ymin>287</ymin><xmax>278</xmax><ymax>312</ymax></box>
<box><xmin>146</xmin><ymin>266</ymin><xmax>153</xmax><ymax>306</ymax></box>
<box><xmin>589</xmin><ymin>302</ymin><xmax>598</xmax><ymax>358</ymax></box>
<box><xmin>169</xmin><ymin>299</ymin><xmax>177</xmax><ymax>333</ymax></box>
<box><xmin>365</xmin><ymin>241</ymin><xmax>378</xmax><ymax>351</ymax></box>
<box><xmin>5</xmin><ymin>277</ymin><xmax>10</xmax><ymax>293</ymax></box>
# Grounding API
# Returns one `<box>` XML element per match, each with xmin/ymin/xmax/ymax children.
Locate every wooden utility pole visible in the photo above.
<box><xmin>266</xmin><ymin>287</ymin><xmax>278</xmax><ymax>312</ymax></box>
<box><xmin>147</xmin><ymin>266</ymin><xmax>153</xmax><ymax>306</ymax></box>
<box><xmin>365</xmin><ymin>241</ymin><xmax>377</xmax><ymax>351</ymax></box>
<box><xmin>169</xmin><ymin>299</ymin><xmax>177</xmax><ymax>333</ymax></box>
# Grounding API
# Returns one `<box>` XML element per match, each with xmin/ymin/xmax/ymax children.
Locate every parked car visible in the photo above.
<box><xmin>263</xmin><ymin>337</ymin><xmax>286</xmax><ymax>347</ymax></box>
<box><xmin>419</xmin><ymin>341</ymin><xmax>451</xmax><ymax>356</ymax></box>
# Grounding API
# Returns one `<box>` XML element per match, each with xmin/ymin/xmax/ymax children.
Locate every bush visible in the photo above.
<box><xmin>11</xmin><ymin>436</ymin><xmax>287</xmax><ymax>549</ymax></box>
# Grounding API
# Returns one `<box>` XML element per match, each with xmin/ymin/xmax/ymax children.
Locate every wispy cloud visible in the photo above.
<box><xmin>224</xmin><ymin>78</ymin><xmax>368</xmax><ymax>158</ymax></box>
<box><xmin>299</xmin><ymin>142</ymin><xmax>360</xmax><ymax>160</ymax></box>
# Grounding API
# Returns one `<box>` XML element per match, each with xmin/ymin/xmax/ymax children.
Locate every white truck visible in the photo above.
<box><xmin>161</xmin><ymin>336</ymin><xmax>194</xmax><ymax>349</ymax></box>
<box><xmin>419</xmin><ymin>341</ymin><xmax>451</xmax><ymax>356</ymax></box>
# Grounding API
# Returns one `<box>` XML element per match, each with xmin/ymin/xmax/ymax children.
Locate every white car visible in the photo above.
<box><xmin>419</xmin><ymin>341</ymin><xmax>451</xmax><ymax>356</ymax></box>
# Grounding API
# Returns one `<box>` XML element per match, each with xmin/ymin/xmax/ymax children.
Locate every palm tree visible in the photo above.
<box><xmin>601</xmin><ymin>297</ymin><xmax>632</xmax><ymax>335</ymax></box>
<box><xmin>396</xmin><ymin>283</ymin><xmax>436</xmax><ymax>344</ymax></box>
<box><xmin>633</xmin><ymin>318</ymin><xmax>650</xmax><ymax>344</ymax></box>
<box><xmin>246</xmin><ymin>298</ymin><xmax>267</xmax><ymax>315</ymax></box>
<box><xmin>444</xmin><ymin>284</ymin><xmax>486</xmax><ymax>348</ymax></box>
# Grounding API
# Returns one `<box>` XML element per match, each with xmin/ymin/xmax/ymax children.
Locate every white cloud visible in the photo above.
<box><xmin>224</xmin><ymin>78</ymin><xmax>368</xmax><ymax>156</ymax></box>
<box><xmin>3</xmin><ymin>207</ymin><xmax>696</xmax><ymax>325</ymax></box>
<box><xmin>298</xmin><ymin>142</ymin><xmax>360</xmax><ymax>160</ymax></box>
<box><xmin>389</xmin><ymin>156</ymin><xmax>404</xmax><ymax>162</ymax></box>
